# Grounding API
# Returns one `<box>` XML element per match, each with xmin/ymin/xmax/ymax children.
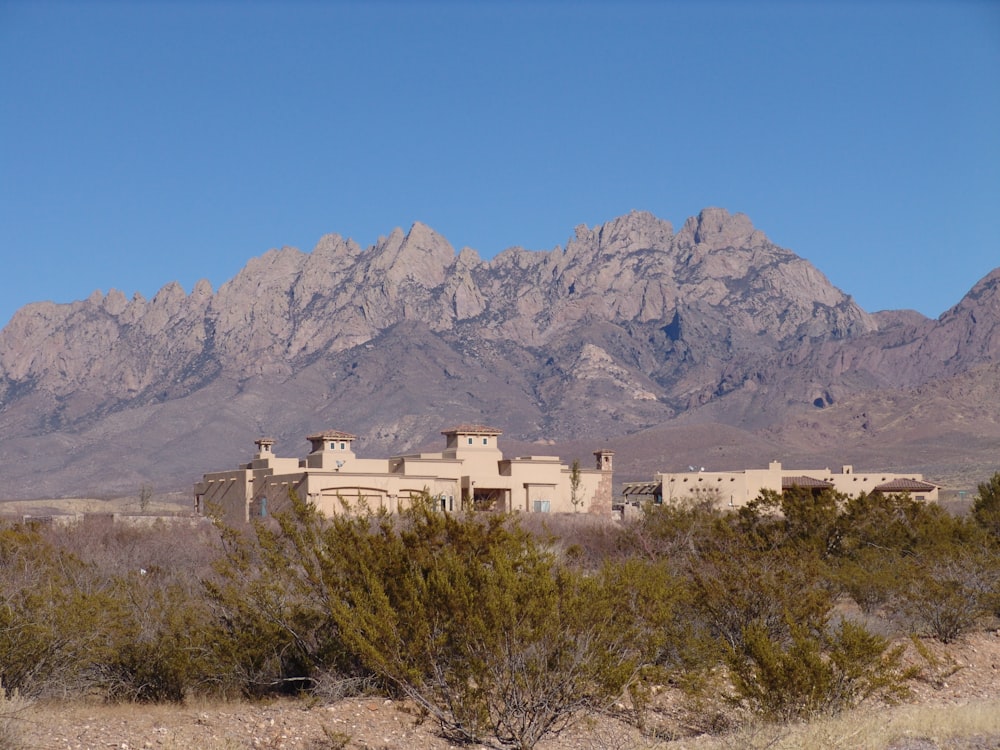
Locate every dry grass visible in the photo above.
<box><xmin>0</xmin><ymin>682</ymin><xmax>33</xmax><ymax>750</ymax></box>
<box><xmin>0</xmin><ymin>494</ymin><xmax>192</xmax><ymax>517</ymax></box>
<box><xmin>658</xmin><ymin>699</ymin><xmax>1000</xmax><ymax>750</ymax></box>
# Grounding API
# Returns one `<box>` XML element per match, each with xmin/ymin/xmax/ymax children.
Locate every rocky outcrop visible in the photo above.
<box><xmin>0</xmin><ymin>208</ymin><xmax>995</xmax><ymax>499</ymax></box>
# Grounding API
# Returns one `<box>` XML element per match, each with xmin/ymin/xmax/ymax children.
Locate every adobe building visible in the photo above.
<box><xmin>195</xmin><ymin>425</ymin><xmax>615</xmax><ymax>525</ymax></box>
<box><xmin>622</xmin><ymin>461</ymin><xmax>938</xmax><ymax>510</ymax></box>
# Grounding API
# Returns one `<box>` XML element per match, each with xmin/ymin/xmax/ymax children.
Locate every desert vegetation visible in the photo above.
<box><xmin>1</xmin><ymin>476</ymin><xmax>999</xmax><ymax>749</ymax></box>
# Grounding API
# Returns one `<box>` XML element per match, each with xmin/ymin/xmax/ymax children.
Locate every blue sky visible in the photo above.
<box><xmin>1</xmin><ymin>1</ymin><xmax>997</xmax><ymax>327</ymax></box>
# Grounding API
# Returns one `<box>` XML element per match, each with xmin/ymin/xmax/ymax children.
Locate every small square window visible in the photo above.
<box><xmin>340</xmin><ymin>442</ymin><xmax>346</xmax><ymax>450</ymax></box>
<box><xmin>482</xmin><ymin>438</ymin><xmax>488</xmax><ymax>445</ymax></box>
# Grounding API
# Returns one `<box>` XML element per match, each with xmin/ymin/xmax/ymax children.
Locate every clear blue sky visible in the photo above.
<box><xmin>1</xmin><ymin>1</ymin><xmax>997</xmax><ymax>327</ymax></box>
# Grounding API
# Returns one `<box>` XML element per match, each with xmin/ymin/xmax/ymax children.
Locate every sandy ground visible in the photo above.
<box><xmin>11</xmin><ymin>631</ymin><xmax>1000</xmax><ymax>750</ymax></box>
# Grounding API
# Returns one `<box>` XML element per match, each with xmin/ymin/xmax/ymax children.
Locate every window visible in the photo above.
<box><xmin>260</xmin><ymin>497</ymin><xmax>268</xmax><ymax>518</ymax></box>
<box><xmin>482</xmin><ymin>437</ymin><xmax>488</xmax><ymax>445</ymax></box>
<box><xmin>340</xmin><ymin>442</ymin><xmax>346</xmax><ymax>450</ymax></box>
<box><xmin>533</xmin><ymin>500</ymin><xmax>551</xmax><ymax>513</ymax></box>
<box><xmin>468</xmin><ymin>437</ymin><xmax>473</xmax><ymax>445</ymax></box>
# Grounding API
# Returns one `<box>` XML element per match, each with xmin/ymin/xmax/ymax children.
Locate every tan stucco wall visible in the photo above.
<box><xmin>650</xmin><ymin>461</ymin><xmax>937</xmax><ymax>508</ymax></box>
<box><xmin>196</xmin><ymin>430</ymin><xmax>614</xmax><ymax>522</ymax></box>
<box><xmin>194</xmin><ymin>469</ymin><xmax>254</xmax><ymax>525</ymax></box>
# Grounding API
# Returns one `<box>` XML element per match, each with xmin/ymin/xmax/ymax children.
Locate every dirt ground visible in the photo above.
<box><xmin>14</xmin><ymin>630</ymin><xmax>1000</xmax><ymax>750</ymax></box>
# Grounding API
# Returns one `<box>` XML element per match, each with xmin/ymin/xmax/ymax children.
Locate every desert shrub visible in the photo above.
<box><xmin>0</xmin><ymin>520</ymin><xmax>235</xmax><ymax>701</ymax></box>
<box><xmin>229</xmin><ymin>490</ymin><xmax>653</xmax><ymax>750</ymax></box>
<box><xmin>838</xmin><ymin>491</ymin><xmax>983</xmax><ymax>558</ymax></box>
<box><xmin>618</xmin><ymin>497</ymin><xmax>723</xmax><ymax>568</ymax></box>
<box><xmin>834</xmin><ymin>491</ymin><xmax>929</xmax><ymax>558</ymax></box>
<box><xmin>43</xmin><ymin>518</ymin><xmax>222</xmax><ymax>580</ymax></box>
<box><xmin>686</xmin><ymin>528</ymin><xmax>833</xmax><ymax>653</ymax></box>
<box><xmin>205</xmin><ymin>520</ymin><xmax>363</xmax><ymax>697</ymax></box>
<box><xmin>831</xmin><ymin>547</ymin><xmax>912</xmax><ymax>615</ymax></box>
<box><xmin>972</xmin><ymin>471</ymin><xmax>1000</xmax><ymax>542</ymax></box>
<box><xmin>726</xmin><ymin>618</ymin><xmax>914</xmax><ymax>721</ymax></box>
<box><xmin>826</xmin><ymin>491</ymin><xmax>997</xmax><ymax>624</ymax></box>
<box><xmin>33</xmin><ymin>519</ymin><xmax>232</xmax><ymax>701</ymax></box>
<box><xmin>737</xmin><ymin>487</ymin><xmax>843</xmax><ymax>556</ymax></box>
<box><xmin>517</xmin><ymin>512</ymin><xmax>629</xmax><ymax>569</ymax></box>
<box><xmin>892</xmin><ymin>544</ymin><xmax>1000</xmax><ymax>642</ymax></box>
<box><xmin>97</xmin><ymin>574</ymin><xmax>222</xmax><ymax>702</ymax></box>
<box><xmin>599</xmin><ymin>556</ymin><xmax>703</xmax><ymax>681</ymax></box>
<box><xmin>0</xmin><ymin>524</ymin><xmax>128</xmax><ymax>696</ymax></box>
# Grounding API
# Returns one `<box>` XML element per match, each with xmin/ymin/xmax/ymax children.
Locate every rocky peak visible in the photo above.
<box><xmin>455</xmin><ymin>246</ymin><xmax>482</xmax><ymax>269</ymax></box>
<box><xmin>191</xmin><ymin>279</ymin><xmax>214</xmax><ymax>302</ymax></box>
<box><xmin>942</xmin><ymin>268</ymin><xmax>1000</xmax><ymax>320</ymax></box>
<box><xmin>925</xmin><ymin>267</ymin><xmax>1000</xmax><ymax>363</ymax></box>
<box><xmin>368</xmin><ymin>222</ymin><xmax>455</xmax><ymax>289</ymax></box>
<box><xmin>311</xmin><ymin>233</ymin><xmax>362</xmax><ymax>261</ymax></box>
<box><xmin>150</xmin><ymin>281</ymin><xmax>188</xmax><ymax>308</ymax></box>
<box><xmin>103</xmin><ymin>289</ymin><xmax>130</xmax><ymax>316</ymax></box>
<box><xmin>583</xmin><ymin>211</ymin><xmax>675</xmax><ymax>257</ymax></box>
<box><xmin>676</xmin><ymin>207</ymin><xmax>769</xmax><ymax>252</ymax></box>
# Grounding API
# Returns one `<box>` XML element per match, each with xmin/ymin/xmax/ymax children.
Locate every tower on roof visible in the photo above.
<box><xmin>307</xmin><ymin>430</ymin><xmax>358</xmax><ymax>454</ymax></box>
<box><xmin>305</xmin><ymin>430</ymin><xmax>358</xmax><ymax>469</ymax></box>
<box><xmin>594</xmin><ymin>449</ymin><xmax>614</xmax><ymax>472</ymax></box>
<box><xmin>441</xmin><ymin>424</ymin><xmax>503</xmax><ymax>455</ymax></box>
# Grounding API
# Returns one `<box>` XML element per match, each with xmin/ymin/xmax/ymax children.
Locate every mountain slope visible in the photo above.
<box><xmin>0</xmin><ymin>209</ymin><xmax>995</xmax><ymax>500</ymax></box>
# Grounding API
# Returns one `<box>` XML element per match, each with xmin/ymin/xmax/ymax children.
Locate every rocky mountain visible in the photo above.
<box><xmin>0</xmin><ymin>208</ymin><xmax>997</xmax><ymax>501</ymax></box>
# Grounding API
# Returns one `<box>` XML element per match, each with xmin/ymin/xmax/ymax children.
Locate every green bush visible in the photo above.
<box><xmin>893</xmin><ymin>545</ymin><xmax>1000</xmax><ymax>642</ymax></box>
<box><xmin>98</xmin><ymin>576</ymin><xmax>220</xmax><ymax>702</ymax></box>
<box><xmin>205</xmin><ymin>519</ymin><xmax>361</xmax><ymax>697</ymax></box>
<box><xmin>726</xmin><ymin>618</ymin><xmax>914</xmax><ymax>721</ymax></box>
<box><xmin>0</xmin><ymin>475</ymin><xmax>995</xmax><ymax>733</ymax></box>
<box><xmin>620</xmin><ymin>497</ymin><xmax>723</xmax><ymax>568</ymax></box>
<box><xmin>229</xmin><ymin>491</ymin><xmax>654</xmax><ymax>750</ymax></box>
<box><xmin>0</xmin><ymin>524</ymin><xmax>126</xmax><ymax>696</ymax></box>
<box><xmin>972</xmin><ymin>471</ymin><xmax>1000</xmax><ymax>541</ymax></box>
<box><xmin>738</xmin><ymin>487</ymin><xmax>842</xmax><ymax>556</ymax></box>
<box><xmin>831</xmin><ymin>547</ymin><xmax>910</xmax><ymax>615</ymax></box>
<box><xmin>686</xmin><ymin>532</ymin><xmax>833</xmax><ymax>652</ymax></box>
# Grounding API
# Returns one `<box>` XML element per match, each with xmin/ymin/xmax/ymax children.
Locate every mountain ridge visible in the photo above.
<box><xmin>0</xmin><ymin>208</ymin><xmax>996</xmax><ymax>501</ymax></box>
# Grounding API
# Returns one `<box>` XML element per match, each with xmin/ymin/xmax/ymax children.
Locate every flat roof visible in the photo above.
<box><xmin>441</xmin><ymin>424</ymin><xmax>503</xmax><ymax>436</ymax></box>
<box><xmin>306</xmin><ymin>430</ymin><xmax>358</xmax><ymax>441</ymax></box>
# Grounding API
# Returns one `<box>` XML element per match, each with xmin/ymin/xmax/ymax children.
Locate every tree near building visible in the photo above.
<box><xmin>569</xmin><ymin>459</ymin><xmax>583</xmax><ymax>513</ymax></box>
<box><xmin>972</xmin><ymin>471</ymin><xmax>1000</xmax><ymax>541</ymax></box>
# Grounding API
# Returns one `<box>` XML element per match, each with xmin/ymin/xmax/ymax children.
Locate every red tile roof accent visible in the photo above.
<box><xmin>874</xmin><ymin>478</ymin><xmax>937</xmax><ymax>493</ymax></box>
<box><xmin>623</xmin><ymin>482</ymin><xmax>661</xmax><ymax>496</ymax></box>
<box><xmin>441</xmin><ymin>424</ymin><xmax>503</xmax><ymax>436</ymax></box>
<box><xmin>782</xmin><ymin>475</ymin><xmax>834</xmax><ymax>489</ymax></box>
